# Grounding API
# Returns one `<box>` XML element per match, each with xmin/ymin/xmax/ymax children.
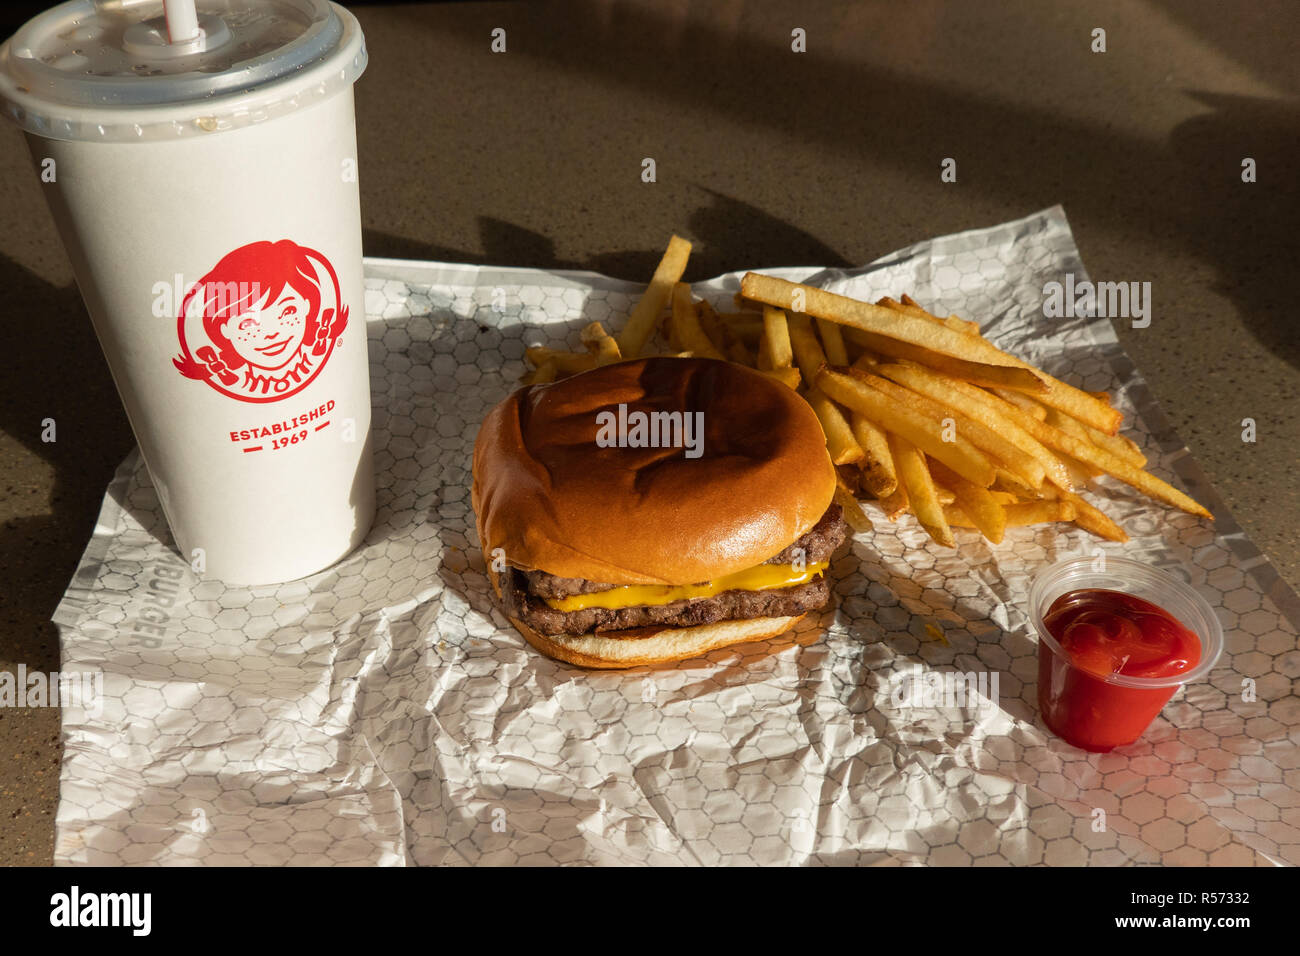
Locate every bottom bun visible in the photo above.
<box><xmin>510</xmin><ymin>614</ymin><xmax>807</xmax><ymax>669</ymax></box>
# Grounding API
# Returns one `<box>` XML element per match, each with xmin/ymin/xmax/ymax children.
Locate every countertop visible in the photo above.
<box><xmin>0</xmin><ymin>0</ymin><xmax>1296</xmax><ymax>865</ymax></box>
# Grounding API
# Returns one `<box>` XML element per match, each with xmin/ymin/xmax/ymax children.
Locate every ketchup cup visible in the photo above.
<box><xmin>1028</xmin><ymin>557</ymin><xmax>1224</xmax><ymax>752</ymax></box>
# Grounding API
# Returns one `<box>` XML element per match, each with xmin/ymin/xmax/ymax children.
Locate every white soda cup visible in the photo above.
<box><xmin>0</xmin><ymin>0</ymin><xmax>375</xmax><ymax>585</ymax></box>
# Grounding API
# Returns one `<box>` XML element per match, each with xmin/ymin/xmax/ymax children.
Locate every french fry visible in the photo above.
<box><xmin>889</xmin><ymin>432</ymin><xmax>955</xmax><ymax>547</ymax></box>
<box><xmin>525</xmin><ymin>346</ymin><xmax>597</xmax><ymax>375</ymax></box>
<box><xmin>946</xmin><ymin>500</ymin><xmax>1074</xmax><ymax>529</ymax></box>
<box><xmin>992</xmin><ymin>469</ymin><xmax>1038</xmax><ymax>499</ymax></box>
<box><xmin>992</xmin><ymin>386</ymin><xmax>1048</xmax><ymax>421</ymax></box>
<box><xmin>878</xmin><ymin>482</ymin><xmax>909</xmax><ymax>520</ymax></box>
<box><xmin>816</xmin><ymin>317</ymin><xmax>849</xmax><ymax>366</ymax></box>
<box><xmin>1043</xmin><ymin>408</ymin><xmax>1104</xmax><ymax>478</ymax></box>
<box><xmin>1091</xmin><ymin>429</ymin><xmax>1146</xmax><ymax>468</ymax></box>
<box><xmin>881</xmin><ymin>295</ymin><xmax>969</xmax><ymax>336</ymax></box>
<box><xmin>746</xmin><ymin>273</ymin><xmax>1124</xmax><ymax>434</ymax></box>
<box><xmin>940</xmin><ymin>333</ymin><xmax>1126</xmax><ymax>434</ymax></box>
<box><xmin>660</xmin><ymin>307</ymin><xmax>682</xmax><ymax>352</ymax></box>
<box><xmin>929</xmin><ymin>458</ymin><xmax>1006</xmax><ymax>544</ymax></box>
<box><xmin>580</xmin><ymin>321</ymin><xmax>622</xmax><ymax>365</ymax></box>
<box><xmin>741</xmin><ymin>272</ymin><xmax>1049</xmax><ymax>392</ymax></box>
<box><xmin>816</xmin><ymin>367</ymin><xmax>996</xmax><ymax>488</ymax></box>
<box><xmin>762</xmin><ymin>306</ymin><xmax>794</xmax><ymax>369</ymax></box>
<box><xmin>1044</xmin><ymin>488</ymin><xmax>1129</xmax><ymax>542</ymax></box>
<box><xmin>617</xmin><ymin>234</ymin><xmax>692</xmax><ymax>357</ymax></box>
<box><xmin>756</xmin><ymin>330</ymin><xmax>773</xmax><ymax>370</ymax></box>
<box><xmin>694</xmin><ymin>299</ymin><xmax>730</xmax><ymax>352</ymax></box>
<box><xmin>900</xmin><ymin>294</ymin><xmax>982</xmax><ymax>334</ymax></box>
<box><xmin>1001</xmin><ymin>368</ymin><xmax>1122</xmax><ymax>435</ymax></box>
<box><xmin>726</xmin><ymin>336</ymin><xmax>757</xmax><ymax>366</ymax></box>
<box><xmin>806</xmin><ymin>386</ymin><xmax>865</xmax><ymax>466</ymax></box>
<box><xmin>1061</xmin><ymin>454</ymin><xmax>1100</xmax><ymax>487</ymax></box>
<box><xmin>836</xmin><ymin>465</ymin><xmax>861</xmax><ymax>494</ymax></box>
<box><xmin>834</xmin><ymin>480</ymin><xmax>874</xmax><ymax>533</ymax></box>
<box><xmin>786</xmin><ymin>312</ymin><xmax>828</xmax><ymax>385</ymax></box>
<box><xmin>1003</xmin><ymin>500</ymin><xmax>1076</xmax><ymax>526</ymax></box>
<box><xmin>842</xmin><ymin>325</ymin><xmax>867</xmax><ymax>364</ymax></box>
<box><xmin>521</xmin><ymin>359</ymin><xmax>558</xmax><ymax>385</ymax></box>
<box><xmin>698</xmin><ymin>299</ymin><xmax>755</xmax><ymax>366</ymax></box>
<box><xmin>1039</xmin><ymin>400</ymin><xmax>1146</xmax><ymax>468</ymax></box>
<box><xmin>844</xmin><ymin>327</ymin><xmax>1047</xmax><ymax>392</ymax></box>
<box><xmin>851</xmin><ymin>349</ymin><xmax>881</xmax><ymax>369</ymax></box>
<box><xmin>893</xmin><ymin>294</ymin><xmax>981</xmax><ymax>335</ymax></box>
<box><xmin>671</xmin><ymin>283</ymin><xmax>726</xmax><ymax>361</ymax></box>
<box><xmin>718</xmin><ymin>313</ymin><xmax>764</xmax><ymax>343</ymax></box>
<box><xmin>946</xmin><ymin>313</ymin><xmax>980</xmax><ymax>334</ymax></box>
<box><xmin>850</xmin><ymin>413</ymin><xmax>897</xmax><ymax>498</ymax></box>
<box><xmin>729</xmin><ymin>343</ymin><xmax>758</xmax><ymax>370</ymax></box>
<box><xmin>980</xmin><ymin>391</ymin><xmax>1213</xmax><ymax>518</ymax></box>
<box><xmin>943</xmin><ymin>504</ymin><xmax>974</xmax><ymax>527</ymax></box>
<box><xmin>872</xmin><ymin>362</ymin><xmax>1069</xmax><ymax>492</ymax></box>
<box><xmin>757</xmin><ymin>367</ymin><xmax>801</xmax><ymax>390</ymax></box>
<box><xmin>845</xmin><ymin>366</ymin><xmax>1044</xmax><ymax>489</ymax></box>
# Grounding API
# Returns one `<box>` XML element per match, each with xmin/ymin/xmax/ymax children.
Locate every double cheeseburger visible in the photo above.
<box><xmin>472</xmin><ymin>357</ymin><xmax>849</xmax><ymax>668</ymax></box>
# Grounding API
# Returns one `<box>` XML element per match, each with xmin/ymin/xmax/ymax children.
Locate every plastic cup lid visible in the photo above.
<box><xmin>0</xmin><ymin>0</ymin><xmax>366</xmax><ymax>142</ymax></box>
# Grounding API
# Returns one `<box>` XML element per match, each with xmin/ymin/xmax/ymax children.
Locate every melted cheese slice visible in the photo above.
<box><xmin>544</xmin><ymin>561</ymin><xmax>828</xmax><ymax>612</ymax></box>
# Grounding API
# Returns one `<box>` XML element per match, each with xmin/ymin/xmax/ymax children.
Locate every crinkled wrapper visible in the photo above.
<box><xmin>52</xmin><ymin>207</ymin><xmax>1300</xmax><ymax>866</ymax></box>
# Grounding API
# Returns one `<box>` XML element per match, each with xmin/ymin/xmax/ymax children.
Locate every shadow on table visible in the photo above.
<box><xmin>1166</xmin><ymin>92</ymin><xmax>1300</xmax><ymax>369</ymax></box>
<box><xmin>0</xmin><ymin>254</ymin><xmax>134</xmax><ymax>674</ymax></box>
<box><xmin>367</xmin><ymin>185</ymin><xmax>853</xmax><ymax>282</ymax></box>
<box><xmin>375</xmin><ymin>0</ymin><xmax>1299</xmax><ymax>369</ymax></box>
<box><xmin>1148</xmin><ymin>0</ymin><xmax>1300</xmax><ymax>97</ymax></box>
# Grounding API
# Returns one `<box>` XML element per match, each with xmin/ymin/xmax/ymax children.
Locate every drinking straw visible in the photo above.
<box><xmin>163</xmin><ymin>0</ymin><xmax>201</xmax><ymax>44</ymax></box>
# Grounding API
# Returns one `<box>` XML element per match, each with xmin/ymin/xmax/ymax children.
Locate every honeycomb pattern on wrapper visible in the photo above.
<box><xmin>53</xmin><ymin>225</ymin><xmax>1300</xmax><ymax>866</ymax></box>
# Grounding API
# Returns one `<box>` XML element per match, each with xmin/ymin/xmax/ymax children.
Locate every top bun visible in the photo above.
<box><xmin>472</xmin><ymin>357</ymin><xmax>836</xmax><ymax>586</ymax></box>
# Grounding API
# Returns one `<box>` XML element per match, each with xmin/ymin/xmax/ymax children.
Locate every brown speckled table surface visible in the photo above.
<box><xmin>0</xmin><ymin>0</ymin><xmax>1296</xmax><ymax>865</ymax></box>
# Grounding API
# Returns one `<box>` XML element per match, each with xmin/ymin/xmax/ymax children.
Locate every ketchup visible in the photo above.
<box><xmin>1037</xmin><ymin>588</ymin><xmax>1201</xmax><ymax>752</ymax></box>
<box><xmin>1046</xmin><ymin>589</ymin><xmax>1201</xmax><ymax>679</ymax></box>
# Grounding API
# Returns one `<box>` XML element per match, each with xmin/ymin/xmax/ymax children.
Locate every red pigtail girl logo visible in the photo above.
<box><xmin>173</xmin><ymin>239</ymin><xmax>347</xmax><ymax>403</ymax></box>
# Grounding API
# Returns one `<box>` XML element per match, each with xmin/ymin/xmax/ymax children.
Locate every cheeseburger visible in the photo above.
<box><xmin>472</xmin><ymin>357</ymin><xmax>848</xmax><ymax>668</ymax></box>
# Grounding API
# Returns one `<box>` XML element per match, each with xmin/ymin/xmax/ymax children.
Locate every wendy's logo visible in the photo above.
<box><xmin>172</xmin><ymin>240</ymin><xmax>348</xmax><ymax>403</ymax></box>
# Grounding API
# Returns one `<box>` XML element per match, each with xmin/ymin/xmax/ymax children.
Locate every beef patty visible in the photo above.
<box><xmin>522</xmin><ymin>503</ymin><xmax>848</xmax><ymax>600</ymax></box>
<box><xmin>495</xmin><ymin>504</ymin><xmax>849</xmax><ymax>636</ymax></box>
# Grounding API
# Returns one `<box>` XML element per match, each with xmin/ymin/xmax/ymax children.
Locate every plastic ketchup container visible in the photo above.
<box><xmin>1029</xmin><ymin>557</ymin><xmax>1223</xmax><ymax>752</ymax></box>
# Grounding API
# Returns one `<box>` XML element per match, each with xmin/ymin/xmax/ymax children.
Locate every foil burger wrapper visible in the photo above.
<box><xmin>52</xmin><ymin>208</ymin><xmax>1300</xmax><ymax>866</ymax></box>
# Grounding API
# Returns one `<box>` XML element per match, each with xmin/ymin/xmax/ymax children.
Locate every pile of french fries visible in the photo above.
<box><xmin>521</xmin><ymin>235</ymin><xmax>1212</xmax><ymax>547</ymax></box>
